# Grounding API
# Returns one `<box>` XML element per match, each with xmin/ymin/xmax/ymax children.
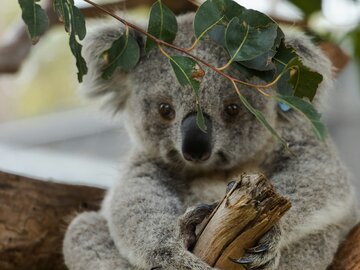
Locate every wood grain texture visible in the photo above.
<box><xmin>0</xmin><ymin>171</ymin><xmax>105</xmax><ymax>270</ymax></box>
<box><xmin>327</xmin><ymin>223</ymin><xmax>360</xmax><ymax>270</ymax></box>
<box><xmin>193</xmin><ymin>174</ymin><xmax>291</xmax><ymax>270</ymax></box>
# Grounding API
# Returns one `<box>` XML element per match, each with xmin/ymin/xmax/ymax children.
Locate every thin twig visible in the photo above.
<box><xmin>81</xmin><ymin>0</ymin><xmax>279</xmax><ymax>93</ymax></box>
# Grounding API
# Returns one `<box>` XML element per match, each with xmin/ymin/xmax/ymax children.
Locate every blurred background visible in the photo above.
<box><xmin>0</xmin><ymin>0</ymin><xmax>359</xmax><ymax>195</ymax></box>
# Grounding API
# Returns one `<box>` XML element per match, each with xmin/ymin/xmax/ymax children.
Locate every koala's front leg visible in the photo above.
<box><xmin>261</xmin><ymin>139</ymin><xmax>357</xmax><ymax>269</ymax></box>
<box><xmin>63</xmin><ymin>212</ymin><xmax>136</xmax><ymax>270</ymax></box>
<box><xmin>105</xmin><ymin>159</ymin><xmax>215</xmax><ymax>270</ymax></box>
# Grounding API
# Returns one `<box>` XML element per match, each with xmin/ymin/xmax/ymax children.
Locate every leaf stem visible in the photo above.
<box><xmin>185</xmin><ymin>16</ymin><xmax>225</xmax><ymax>52</ymax></box>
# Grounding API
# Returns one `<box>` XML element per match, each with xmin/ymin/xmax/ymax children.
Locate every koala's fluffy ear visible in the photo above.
<box><xmin>80</xmin><ymin>21</ymin><xmax>145</xmax><ymax>112</ymax></box>
<box><xmin>284</xmin><ymin>30</ymin><xmax>334</xmax><ymax>110</ymax></box>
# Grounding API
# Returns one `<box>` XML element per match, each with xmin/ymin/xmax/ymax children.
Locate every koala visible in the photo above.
<box><xmin>63</xmin><ymin>13</ymin><xmax>358</xmax><ymax>270</ymax></box>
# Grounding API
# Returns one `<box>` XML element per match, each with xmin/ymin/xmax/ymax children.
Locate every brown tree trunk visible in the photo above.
<box><xmin>327</xmin><ymin>223</ymin><xmax>360</xmax><ymax>270</ymax></box>
<box><xmin>0</xmin><ymin>171</ymin><xmax>105</xmax><ymax>270</ymax></box>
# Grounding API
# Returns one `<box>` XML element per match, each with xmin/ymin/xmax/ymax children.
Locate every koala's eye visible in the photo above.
<box><xmin>158</xmin><ymin>103</ymin><xmax>175</xmax><ymax>120</ymax></box>
<box><xmin>225</xmin><ymin>104</ymin><xmax>240</xmax><ymax>117</ymax></box>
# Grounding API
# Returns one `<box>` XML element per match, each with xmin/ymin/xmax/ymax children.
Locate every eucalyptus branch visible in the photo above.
<box><xmin>82</xmin><ymin>0</ymin><xmax>278</xmax><ymax>95</ymax></box>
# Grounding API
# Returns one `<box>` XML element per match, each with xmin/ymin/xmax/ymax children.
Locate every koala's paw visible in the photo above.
<box><xmin>231</xmin><ymin>225</ymin><xmax>281</xmax><ymax>270</ymax></box>
<box><xmin>178</xmin><ymin>202</ymin><xmax>218</xmax><ymax>250</ymax></box>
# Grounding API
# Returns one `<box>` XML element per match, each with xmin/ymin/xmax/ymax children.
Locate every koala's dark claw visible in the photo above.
<box><xmin>246</xmin><ymin>243</ymin><xmax>270</xmax><ymax>254</ymax></box>
<box><xmin>196</xmin><ymin>202</ymin><xmax>217</xmax><ymax>213</ymax></box>
<box><xmin>226</xmin><ymin>180</ymin><xmax>236</xmax><ymax>193</ymax></box>
<box><xmin>150</xmin><ymin>266</ymin><xmax>162</xmax><ymax>270</ymax></box>
<box><xmin>230</xmin><ymin>256</ymin><xmax>254</xmax><ymax>265</ymax></box>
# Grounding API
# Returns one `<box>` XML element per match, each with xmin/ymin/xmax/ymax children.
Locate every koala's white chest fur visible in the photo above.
<box><xmin>185</xmin><ymin>164</ymin><xmax>260</xmax><ymax>207</ymax></box>
<box><xmin>186</xmin><ymin>175</ymin><xmax>228</xmax><ymax>206</ymax></box>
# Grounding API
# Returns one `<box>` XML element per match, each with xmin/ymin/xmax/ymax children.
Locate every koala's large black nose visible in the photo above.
<box><xmin>181</xmin><ymin>113</ymin><xmax>212</xmax><ymax>162</ymax></box>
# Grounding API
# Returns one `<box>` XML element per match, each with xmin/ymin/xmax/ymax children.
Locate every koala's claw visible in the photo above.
<box><xmin>226</xmin><ymin>180</ymin><xmax>236</xmax><ymax>193</ymax></box>
<box><xmin>246</xmin><ymin>243</ymin><xmax>270</xmax><ymax>254</ymax></box>
<box><xmin>230</xmin><ymin>226</ymin><xmax>281</xmax><ymax>270</ymax></box>
<box><xmin>178</xmin><ymin>202</ymin><xmax>218</xmax><ymax>250</ymax></box>
<box><xmin>230</xmin><ymin>257</ymin><xmax>254</xmax><ymax>264</ymax></box>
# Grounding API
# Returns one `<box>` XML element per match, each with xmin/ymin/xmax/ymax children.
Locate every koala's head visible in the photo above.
<box><xmin>83</xmin><ymin>13</ymin><xmax>278</xmax><ymax>172</ymax></box>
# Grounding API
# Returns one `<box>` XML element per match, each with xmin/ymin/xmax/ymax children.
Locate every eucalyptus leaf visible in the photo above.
<box><xmin>273</xmin><ymin>42</ymin><xmax>298</xmax><ymax>95</ymax></box>
<box><xmin>196</xmin><ymin>103</ymin><xmax>207</xmax><ymax>132</ymax></box>
<box><xmin>18</xmin><ymin>0</ymin><xmax>49</xmax><ymax>44</ymax></box>
<box><xmin>241</xmin><ymin>28</ymin><xmax>284</xmax><ymax>71</ymax></box>
<box><xmin>102</xmin><ymin>33</ymin><xmax>140</xmax><ymax>79</ymax></box>
<box><xmin>193</xmin><ymin>0</ymin><xmax>245</xmax><ymax>40</ymax></box>
<box><xmin>276</xmin><ymin>95</ymin><xmax>326</xmax><ymax>140</ymax></box>
<box><xmin>285</xmin><ymin>57</ymin><xmax>323</xmax><ymax>101</ymax></box>
<box><xmin>238</xmin><ymin>92</ymin><xmax>288</xmax><ymax>148</ymax></box>
<box><xmin>54</xmin><ymin>0</ymin><xmax>70</xmax><ymax>32</ymax></box>
<box><xmin>193</xmin><ymin>0</ymin><xmax>224</xmax><ymax>39</ymax></box>
<box><xmin>170</xmin><ymin>56</ymin><xmax>204</xmax><ymax>96</ymax></box>
<box><xmin>69</xmin><ymin>33</ymin><xmax>88</xmax><ymax>82</ymax></box>
<box><xmin>225</xmin><ymin>17</ymin><xmax>277</xmax><ymax>63</ymax></box>
<box><xmin>53</xmin><ymin>0</ymin><xmax>87</xmax><ymax>82</ymax></box>
<box><xmin>274</xmin><ymin>45</ymin><xmax>323</xmax><ymax>101</ymax></box>
<box><xmin>145</xmin><ymin>0</ymin><xmax>178</xmax><ymax>52</ymax></box>
<box><xmin>72</xmin><ymin>5</ymin><xmax>86</xmax><ymax>40</ymax></box>
<box><xmin>208</xmin><ymin>25</ymin><xmax>226</xmax><ymax>46</ymax></box>
<box><xmin>231</xmin><ymin>62</ymin><xmax>275</xmax><ymax>83</ymax></box>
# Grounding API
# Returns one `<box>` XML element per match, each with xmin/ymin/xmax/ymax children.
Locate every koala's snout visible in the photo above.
<box><xmin>181</xmin><ymin>113</ymin><xmax>212</xmax><ymax>162</ymax></box>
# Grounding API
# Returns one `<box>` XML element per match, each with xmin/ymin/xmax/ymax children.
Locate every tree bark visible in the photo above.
<box><xmin>327</xmin><ymin>223</ymin><xmax>360</xmax><ymax>270</ymax></box>
<box><xmin>193</xmin><ymin>174</ymin><xmax>291</xmax><ymax>270</ymax></box>
<box><xmin>0</xmin><ymin>171</ymin><xmax>105</xmax><ymax>270</ymax></box>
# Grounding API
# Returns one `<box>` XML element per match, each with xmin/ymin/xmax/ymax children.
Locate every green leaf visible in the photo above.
<box><xmin>225</xmin><ymin>17</ymin><xmax>278</xmax><ymax>63</ymax></box>
<box><xmin>287</xmin><ymin>0</ymin><xmax>322</xmax><ymax>17</ymax></box>
<box><xmin>231</xmin><ymin>62</ymin><xmax>275</xmax><ymax>83</ymax></box>
<box><xmin>102</xmin><ymin>33</ymin><xmax>140</xmax><ymax>79</ymax></box>
<box><xmin>194</xmin><ymin>0</ymin><xmax>245</xmax><ymax>39</ymax></box>
<box><xmin>208</xmin><ymin>25</ymin><xmax>226</xmax><ymax>46</ymax></box>
<box><xmin>54</xmin><ymin>0</ymin><xmax>86</xmax><ymax>40</ymax></box>
<box><xmin>286</xmin><ymin>58</ymin><xmax>323</xmax><ymax>101</ymax></box>
<box><xmin>193</xmin><ymin>0</ymin><xmax>224</xmax><ymax>39</ymax></box>
<box><xmin>72</xmin><ymin>5</ymin><xmax>86</xmax><ymax>40</ymax></box>
<box><xmin>276</xmin><ymin>95</ymin><xmax>326</xmax><ymax>140</ymax></box>
<box><xmin>145</xmin><ymin>0</ymin><xmax>178</xmax><ymax>52</ymax></box>
<box><xmin>18</xmin><ymin>0</ymin><xmax>49</xmax><ymax>44</ymax></box>
<box><xmin>69</xmin><ymin>34</ymin><xmax>88</xmax><ymax>82</ymax></box>
<box><xmin>169</xmin><ymin>56</ymin><xmax>204</xmax><ymax>96</ymax></box>
<box><xmin>53</xmin><ymin>0</ymin><xmax>87</xmax><ymax>82</ymax></box>
<box><xmin>196</xmin><ymin>103</ymin><xmax>207</xmax><ymax>132</ymax></box>
<box><xmin>241</xmin><ymin>28</ymin><xmax>284</xmax><ymax>71</ymax></box>
<box><xmin>53</xmin><ymin>0</ymin><xmax>70</xmax><ymax>32</ymax></box>
<box><xmin>273</xmin><ymin>41</ymin><xmax>297</xmax><ymax>71</ymax></box>
<box><xmin>273</xmin><ymin>42</ymin><xmax>298</xmax><ymax>96</ymax></box>
<box><xmin>238</xmin><ymin>92</ymin><xmax>288</xmax><ymax>148</ymax></box>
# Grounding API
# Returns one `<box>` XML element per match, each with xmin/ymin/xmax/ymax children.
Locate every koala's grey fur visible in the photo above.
<box><xmin>63</xmin><ymin>13</ymin><xmax>358</xmax><ymax>270</ymax></box>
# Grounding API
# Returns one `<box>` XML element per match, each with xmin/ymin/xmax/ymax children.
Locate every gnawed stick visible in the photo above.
<box><xmin>193</xmin><ymin>173</ymin><xmax>291</xmax><ymax>270</ymax></box>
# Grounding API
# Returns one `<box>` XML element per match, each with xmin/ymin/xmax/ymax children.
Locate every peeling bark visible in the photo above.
<box><xmin>193</xmin><ymin>174</ymin><xmax>291</xmax><ymax>270</ymax></box>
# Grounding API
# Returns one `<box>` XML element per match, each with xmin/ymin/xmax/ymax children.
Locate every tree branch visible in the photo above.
<box><xmin>0</xmin><ymin>0</ymin><xmax>196</xmax><ymax>74</ymax></box>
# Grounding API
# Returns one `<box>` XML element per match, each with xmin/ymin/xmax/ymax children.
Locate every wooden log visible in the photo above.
<box><xmin>193</xmin><ymin>173</ymin><xmax>292</xmax><ymax>270</ymax></box>
<box><xmin>327</xmin><ymin>223</ymin><xmax>360</xmax><ymax>270</ymax></box>
<box><xmin>0</xmin><ymin>171</ymin><xmax>105</xmax><ymax>270</ymax></box>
